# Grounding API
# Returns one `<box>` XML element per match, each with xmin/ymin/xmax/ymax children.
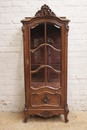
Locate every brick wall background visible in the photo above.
<box><xmin>0</xmin><ymin>0</ymin><xmax>87</xmax><ymax>111</ymax></box>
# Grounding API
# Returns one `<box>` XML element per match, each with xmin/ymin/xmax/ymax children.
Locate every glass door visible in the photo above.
<box><xmin>30</xmin><ymin>22</ymin><xmax>61</xmax><ymax>89</ymax></box>
<box><xmin>30</xmin><ymin>23</ymin><xmax>45</xmax><ymax>88</ymax></box>
<box><xmin>46</xmin><ymin>23</ymin><xmax>61</xmax><ymax>88</ymax></box>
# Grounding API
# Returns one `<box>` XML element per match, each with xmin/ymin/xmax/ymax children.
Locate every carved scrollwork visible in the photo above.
<box><xmin>35</xmin><ymin>4</ymin><xmax>56</xmax><ymax>17</ymax></box>
<box><xmin>66</xmin><ymin>25</ymin><xmax>69</xmax><ymax>32</ymax></box>
<box><xmin>41</xmin><ymin>111</ymin><xmax>53</xmax><ymax>117</ymax></box>
<box><xmin>22</xmin><ymin>26</ymin><xmax>25</xmax><ymax>42</ymax></box>
<box><xmin>65</xmin><ymin>24</ymin><xmax>69</xmax><ymax>36</ymax></box>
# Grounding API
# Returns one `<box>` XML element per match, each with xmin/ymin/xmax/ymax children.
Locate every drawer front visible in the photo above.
<box><xmin>31</xmin><ymin>92</ymin><xmax>61</xmax><ymax>108</ymax></box>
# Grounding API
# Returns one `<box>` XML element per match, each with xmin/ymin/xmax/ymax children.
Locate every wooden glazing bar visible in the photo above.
<box><xmin>30</xmin><ymin>43</ymin><xmax>61</xmax><ymax>53</ymax></box>
<box><xmin>45</xmin><ymin>22</ymin><xmax>47</xmax><ymax>85</ymax></box>
<box><xmin>31</xmin><ymin>65</ymin><xmax>61</xmax><ymax>74</ymax></box>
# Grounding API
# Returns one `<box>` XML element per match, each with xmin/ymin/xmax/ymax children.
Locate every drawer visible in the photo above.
<box><xmin>31</xmin><ymin>92</ymin><xmax>61</xmax><ymax>108</ymax></box>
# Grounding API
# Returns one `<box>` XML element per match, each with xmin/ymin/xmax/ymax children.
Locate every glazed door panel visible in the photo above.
<box><xmin>30</xmin><ymin>22</ymin><xmax>63</xmax><ymax>108</ymax></box>
<box><xmin>30</xmin><ymin>23</ymin><xmax>45</xmax><ymax>88</ymax></box>
<box><xmin>30</xmin><ymin>23</ymin><xmax>62</xmax><ymax>89</ymax></box>
<box><xmin>46</xmin><ymin>23</ymin><xmax>62</xmax><ymax>89</ymax></box>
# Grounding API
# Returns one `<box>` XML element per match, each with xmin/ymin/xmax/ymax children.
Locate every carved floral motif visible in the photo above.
<box><xmin>41</xmin><ymin>94</ymin><xmax>50</xmax><ymax>104</ymax></box>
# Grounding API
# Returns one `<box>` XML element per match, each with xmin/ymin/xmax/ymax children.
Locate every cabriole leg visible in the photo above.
<box><xmin>64</xmin><ymin>104</ymin><xmax>69</xmax><ymax>123</ymax></box>
<box><xmin>24</xmin><ymin>109</ymin><xmax>29</xmax><ymax>123</ymax></box>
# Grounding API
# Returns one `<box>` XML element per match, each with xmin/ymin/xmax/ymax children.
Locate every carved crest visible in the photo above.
<box><xmin>35</xmin><ymin>4</ymin><xmax>56</xmax><ymax>17</ymax></box>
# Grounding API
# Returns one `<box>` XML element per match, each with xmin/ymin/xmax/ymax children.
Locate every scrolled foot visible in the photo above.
<box><xmin>24</xmin><ymin>108</ymin><xmax>29</xmax><ymax>123</ymax></box>
<box><xmin>64</xmin><ymin>114</ymin><xmax>69</xmax><ymax>123</ymax></box>
<box><xmin>64</xmin><ymin>104</ymin><xmax>69</xmax><ymax>123</ymax></box>
<box><xmin>24</xmin><ymin>118</ymin><xmax>28</xmax><ymax>123</ymax></box>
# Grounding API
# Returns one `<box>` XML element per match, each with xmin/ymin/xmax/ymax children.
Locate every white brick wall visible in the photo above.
<box><xmin>0</xmin><ymin>0</ymin><xmax>87</xmax><ymax>111</ymax></box>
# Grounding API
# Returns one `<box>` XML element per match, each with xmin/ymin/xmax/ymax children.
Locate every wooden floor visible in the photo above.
<box><xmin>0</xmin><ymin>111</ymin><xmax>87</xmax><ymax>130</ymax></box>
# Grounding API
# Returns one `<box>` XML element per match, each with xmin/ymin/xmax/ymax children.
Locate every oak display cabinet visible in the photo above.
<box><xmin>21</xmin><ymin>4</ymin><xmax>70</xmax><ymax>123</ymax></box>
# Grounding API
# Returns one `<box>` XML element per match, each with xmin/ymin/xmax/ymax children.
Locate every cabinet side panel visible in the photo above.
<box><xmin>22</xmin><ymin>24</ymin><xmax>30</xmax><ymax>109</ymax></box>
<box><xmin>61</xmin><ymin>26</ymin><xmax>65</xmax><ymax>108</ymax></box>
<box><xmin>64</xmin><ymin>24</ymin><xmax>69</xmax><ymax>106</ymax></box>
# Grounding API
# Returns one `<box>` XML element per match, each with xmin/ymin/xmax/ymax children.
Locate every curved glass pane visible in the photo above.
<box><xmin>30</xmin><ymin>23</ymin><xmax>45</xmax><ymax>88</ymax></box>
<box><xmin>31</xmin><ymin>23</ymin><xmax>45</xmax><ymax>49</ymax></box>
<box><xmin>47</xmin><ymin>46</ymin><xmax>61</xmax><ymax>66</ymax></box>
<box><xmin>31</xmin><ymin>46</ymin><xmax>45</xmax><ymax>70</ymax></box>
<box><xmin>46</xmin><ymin>23</ymin><xmax>61</xmax><ymax>88</ymax></box>
<box><xmin>30</xmin><ymin>23</ymin><xmax>61</xmax><ymax>89</ymax></box>
<box><xmin>31</xmin><ymin>67</ymin><xmax>45</xmax><ymax>88</ymax></box>
<box><xmin>47</xmin><ymin>67</ymin><xmax>61</xmax><ymax>88</ymax></box>
<box><xmin>47</xmin><ymin>23</ymin><xmax>61</xmax><ymax>49</ymax></box>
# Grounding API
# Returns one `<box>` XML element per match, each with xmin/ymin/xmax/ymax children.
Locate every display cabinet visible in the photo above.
<box><xmin>21</xmin><ymin>4</ymin><xmax>70</xmax><ymax>123</ymax></box>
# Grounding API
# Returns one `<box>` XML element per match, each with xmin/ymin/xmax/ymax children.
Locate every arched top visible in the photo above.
<box><xmin>29</xmin><ymin>18</ymin><xmax>64</xmax><ymax>28</ymax></box>
<box><xmin>21</xmin><ymin>4</ymin><xmax>70</xmax><ymax>24</ymax></box>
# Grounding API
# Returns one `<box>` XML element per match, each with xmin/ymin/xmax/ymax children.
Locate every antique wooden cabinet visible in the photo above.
<box><xmin>21</xmin><ymin>4</ymin><xmax>70</xmax><ymax>123</ymax></box>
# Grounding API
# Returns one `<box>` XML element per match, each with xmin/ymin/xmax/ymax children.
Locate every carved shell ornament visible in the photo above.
<box><xmin>35</xmin><ymin>4</ymin><xmax>56</xmax><ymax>17</ymax></box>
